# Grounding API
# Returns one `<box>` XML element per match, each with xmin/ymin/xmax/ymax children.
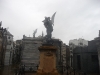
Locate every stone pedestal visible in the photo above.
<box><xmin>37</xmin><ymin>44</ymin><xmax>59</xmax><ymax>75</ymax></box>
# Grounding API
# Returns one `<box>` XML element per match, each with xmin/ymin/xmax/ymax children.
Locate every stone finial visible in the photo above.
<box><xmin>2</xmin><ymin>27</ymin><xmax>3</xmax><ymax>30</ymax></box>
<box><xmin>0</xmin><ymin>21</ymin><xmax>2</xmax><ymax>26</ymax></box>
<box><xmin>42</xmin><ymin>31</ymin><xmax>44</xmax><ymax>37</ymax></box>
<box><xmin>23</xmin><ymin>35</ymin><xmax>25</xmax><ymax>39</ymax></box>
<box><xmin>99</xmin><ymin>30</ymin><xmax>100</xmax><ymax>37</ymax></box>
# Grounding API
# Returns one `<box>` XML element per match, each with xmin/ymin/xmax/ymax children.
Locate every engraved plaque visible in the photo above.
<box><xmin>43</xmin><ymin>56</ymin><xmax>54</xmax><ymax>72</ymax></box>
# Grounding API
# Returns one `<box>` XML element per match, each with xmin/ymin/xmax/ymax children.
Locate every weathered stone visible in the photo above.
<box><xmin>37</xmin><ymin>45</ymin><xmax>59</xmax><ymax>75</ymax></box>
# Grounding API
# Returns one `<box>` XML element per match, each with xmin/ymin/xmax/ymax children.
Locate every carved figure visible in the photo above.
<box><xmin>42</xmin><ymin>12</ymin><xmax>56</xmax><ymax>41</ymax></box>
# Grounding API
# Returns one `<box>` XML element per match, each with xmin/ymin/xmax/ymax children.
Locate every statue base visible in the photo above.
<box><xmin>37</xmin><ymin>69</ymin><xmax>59</xmax><ymax>75</ymax></box>
<box><xmin>36</xmin><ymin>44</ymin><xmax>60</xmax><ymax>75</ymax></box>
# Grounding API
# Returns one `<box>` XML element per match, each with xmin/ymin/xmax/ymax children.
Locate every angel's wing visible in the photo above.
<box><xmin>51</xmin><ymin>12</ymin><xmax>56</xmax><ymax>25</ymax></box>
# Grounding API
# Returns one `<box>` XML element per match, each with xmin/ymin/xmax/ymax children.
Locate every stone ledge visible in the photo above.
<box><xmin>38</xmin><ymin>46</ymin><xmax>57</xmax><ymax>50</ymax></box>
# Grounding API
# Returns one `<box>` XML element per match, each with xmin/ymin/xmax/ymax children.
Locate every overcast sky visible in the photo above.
<box><xmin>0</xmin><ymin>0</ymin><xmax>100</xmax><ymax>45</ymax></box>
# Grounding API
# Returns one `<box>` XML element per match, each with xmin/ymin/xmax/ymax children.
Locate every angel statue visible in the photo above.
<box><xmin>42</xmin><ymin>12</ymin><xmax>56</xmax><ymax>41</ymax></box>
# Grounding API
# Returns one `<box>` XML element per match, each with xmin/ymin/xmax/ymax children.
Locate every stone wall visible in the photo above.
<box><xmin>73</xmin><ymin>46</ymin><xmax>99</xmax><ymax>73</ymax></box>
<box><xmin>22</xmin><ymin>40</ymin><xmax>42</xmax><ymax>63</ymax></box>
<box><xmin>21</xmin><ymin>37</ymin><xmax>64</xmax><ymax>71</ymax></box>
<box><xmin>21</xmin><ymin>38</ymin><xmax>42</xmax><ymax>71</ymax></box>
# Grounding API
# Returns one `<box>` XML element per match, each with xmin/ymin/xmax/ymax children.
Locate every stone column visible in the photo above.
<box><xmin>37</xmin><ymin>44</ymin><xmax>59</xmax><ymax>75</ymax></box>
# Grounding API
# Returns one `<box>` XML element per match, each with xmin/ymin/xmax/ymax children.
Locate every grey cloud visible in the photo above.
<box><xmin>0</xmin><ymin>0</ymin><xmax>100</xmax><ymax>45</ymax></box>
